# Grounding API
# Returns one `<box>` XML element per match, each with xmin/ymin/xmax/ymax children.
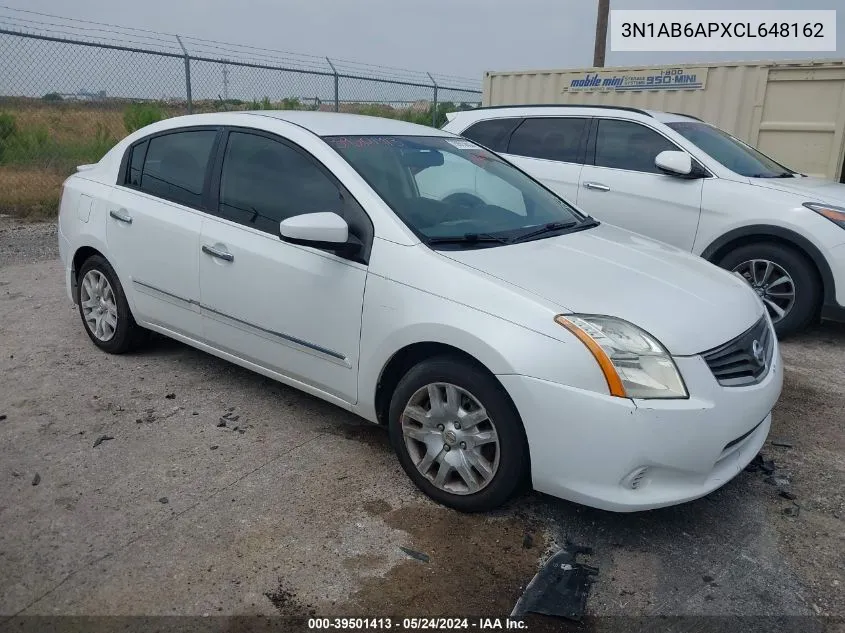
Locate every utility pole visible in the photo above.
<box><xmin>593</xmin><ymin>0</ymin><xmax>610</xmax><ymax>67</ymax></box>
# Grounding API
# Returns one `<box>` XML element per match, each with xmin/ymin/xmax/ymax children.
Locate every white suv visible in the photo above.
<box><xmin>444</xmin><ymin>106</ymin><xmax>845</xmax><ymax>336</ymax></box>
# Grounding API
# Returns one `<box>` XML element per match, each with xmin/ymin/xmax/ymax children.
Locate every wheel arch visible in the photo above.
<box><xmin>71</xmin><ymin>245</ymin><xmax>107</xmax><ymax>303</ymax></box>
<box><xmin>373</xmin><ymin>341</ymin><xmax>516</xmax><ymax>428</ymax></box>
<box><xmin>701</xmin><ymin>225</ymin><xmax>834</xmax><ymax>305</ymax></box>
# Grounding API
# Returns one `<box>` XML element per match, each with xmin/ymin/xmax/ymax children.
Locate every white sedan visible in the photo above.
<box><xmin>58</xmin><ymin>112</ymin><xmax>783</xmax><ymax>512</ymax></box>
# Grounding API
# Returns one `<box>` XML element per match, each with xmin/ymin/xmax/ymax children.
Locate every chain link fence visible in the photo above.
<box><xmin>0</xmin><ymin>15</ymin><xmax>481</xmax><ymax>217</ymax></box>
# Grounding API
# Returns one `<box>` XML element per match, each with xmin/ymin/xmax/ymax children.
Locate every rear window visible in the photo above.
<box><xmin>461</xmin><ymin>118</ymin><xmax>520</xmax><ymax>152</ymax></box>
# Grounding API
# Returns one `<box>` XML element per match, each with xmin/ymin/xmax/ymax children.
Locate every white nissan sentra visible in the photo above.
<box><xmin>58</xmin><ymin>112</ymin><xmax>783</xmax><ymax>512</ymax></box>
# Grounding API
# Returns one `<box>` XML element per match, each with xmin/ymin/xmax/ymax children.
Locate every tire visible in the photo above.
<box><xmin>717</xmin><ymin>242</ymin><xmax>820</xmax><ymax>337</ymax></box>
<box><xmin>76</xmin><ymin>254</ymin><xmax>147</xmax><ymax>354</ymax></box>
<box><xmin>387</xmin><ymin>356</ymin><xmax>528</xmax><ymax>512</ymax></box>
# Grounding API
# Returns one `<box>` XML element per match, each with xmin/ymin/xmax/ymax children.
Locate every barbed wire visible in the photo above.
<box><xmin>0</xmin><ymin>4</ymin><xmax>481</xmax><ymax>91</ymax></box>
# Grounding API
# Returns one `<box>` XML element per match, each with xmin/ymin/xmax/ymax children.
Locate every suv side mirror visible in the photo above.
<box><xmin>655</xmin><ymin>150</ymin><xmax>706</xmax><ymax>179</ymax></box>
<box><xmin>280</xmin><ymin>212</ymin><xmax>361</xmax><ymax>254</ymax></box>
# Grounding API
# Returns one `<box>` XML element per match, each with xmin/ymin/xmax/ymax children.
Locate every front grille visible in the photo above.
<box><xmin>701</xmin><ymin>316</ymin><xmax>774</xmax><ymax>387</ymax></box>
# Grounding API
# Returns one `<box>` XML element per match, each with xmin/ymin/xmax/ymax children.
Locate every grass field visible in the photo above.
<box><xmin>0</xmin><ymin>97</ymin><xmax>467</xmax><ymax>219</ymax></box>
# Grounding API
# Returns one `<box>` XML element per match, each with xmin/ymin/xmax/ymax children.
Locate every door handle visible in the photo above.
<box><xmin>109</xmin><ymin>208</ymin><xmax>133</xmax><ymax>224</ymax></box>
<box><xmin>202</xmin><ymin>244</ymin><xmax>234</xmax><ymax>262</ymax></box>
<box><xmin>583</xmin><ymin>182</ymin><xmax>610</xmax><ymax>192</ymax></box>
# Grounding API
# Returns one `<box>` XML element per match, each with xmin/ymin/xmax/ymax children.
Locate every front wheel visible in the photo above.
<box><xmin>388</xmin><ymin>357</ymin><xmax>528</xmax><ymax>512</ymax></box>
<box><xmin>718</xmin><ymin>242</ymin><xmax>820</xmax><ymax>337</ymax></box>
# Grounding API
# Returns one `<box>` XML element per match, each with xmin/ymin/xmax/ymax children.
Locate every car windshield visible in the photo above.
<box><xmin>323</xmin><ymin>135</ymin><xmax>592</xmax><ymax>247</ymax></box>
<box><xmin>667</xmin><ymin>121</ymin><xmax>795</xmax><ymax>178</ymax></box>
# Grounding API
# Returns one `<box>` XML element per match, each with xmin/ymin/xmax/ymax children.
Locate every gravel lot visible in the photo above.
<box><xmin>1</xmin><ymin>216</ymin><xmax>843</xmax><ymax>630</ymax></box>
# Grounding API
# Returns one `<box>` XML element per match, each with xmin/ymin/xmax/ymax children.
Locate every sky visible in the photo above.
<box><xmin>3</xmin><ymin>0</ymin><xmax>843</xmax><ymax>81</ymax></box>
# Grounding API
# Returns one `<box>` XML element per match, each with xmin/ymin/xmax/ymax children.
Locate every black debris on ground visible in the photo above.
<box><xmin>217</xmin><ymin>418</ymin><xmax>227</xmax><ymax>428</ymax></box>
<box><xmin>511</xmin><ymin>542</ymin><xmax>598</xmax><ymax>622</ymax></box>
<box><xmin>783</xmin><ymin>503</ymin><xmax>800</xmax><ymax>517</ymax></box>
<box><xmin>770</xmin><ymin>439</ymin><xmax>794</xmax><ymax>448</ymax></box>
<box><xmin>0</xmin><ymin>414</ymin><xmax>6</xmax><ymax>421</ymax></box>
<box><xmin>165</xmin><ymin>393</ymin><xmax>175</xmax><ymax>399</ymax></box>
<box><xmin>702</xmin><ymin>575</ymin><xmax>714</xmax><ymax>583</ymax></box>
<box><xmin>31</xmin><ymin>473</ymin><xmax>40</xmax><ymax>486</ymax></box>
<box><xmin>399</xmin><ymin>546</ymin><xmax>430</xmax><ymax>563</ymax></box>
<box><xmin>92</xmin><ymin>435</ymin><xmax>114</xmax><ymax>448</ymax></box>
<box><xmin>523</xmin><ymin>533</ymin><xmax>535</xmax><ymax>549</ymax></box>
<box><xmin>158</xmin><ymin>497</ymin><xmax>169</xmax><ymax>504</ymax></box>
<box><xmin>745</xmin><ymin>454</ymin><xmax>776</xmax><ymax>475</ymax></box>
<box><xmin>779</xmin><ymin>490</ymin><xmax>798</xmax><ymax>501</ymax></box>
<box><xmin>210</xmin><ymin>445</ymin><xmax>219</xmax><ymax>450</ymax></box>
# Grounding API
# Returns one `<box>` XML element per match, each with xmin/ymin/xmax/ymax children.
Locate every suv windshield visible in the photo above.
<box><xmin>667</xmin><ymin>121</ymin><xmax>795</xmax><ymax>178</ymax></box>
<box><xmin>323</xmin><ymin>135</ymin><xmax>593</xmax><ymax>247</ymax></box>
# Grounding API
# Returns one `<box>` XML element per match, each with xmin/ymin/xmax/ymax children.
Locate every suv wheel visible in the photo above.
<box><xmin>718</xmin><ymin>242</ymin><xmax>820</xmax><ymax>337</ymax></box>
<box><xmin>388</xmin><ymin>357</ymin><xmax>528</xmax><ymax>512</ymax></box>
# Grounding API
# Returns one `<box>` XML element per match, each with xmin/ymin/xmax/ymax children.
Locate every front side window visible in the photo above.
<box><xmin>462</xmin><ymin>118</ymin><xmax>520</xmax><ymax>152</ymax></box>
<box><xmin>667</xmin><ymin>121</ymin><xmax>794</xmax><ymax>178</ymax></box>
<box><xmin>138</xmin><ymin>130</ymin><xmax>217</xmax><ymax>207</ymax></box>
<box><xmin>594</xmin><ymin>120</ymin><xmax>677</xmax><ymax>174</ymax></box>
<box><xmin>218</xmin><ymin>132</ymin><xmax>345</xmax><ymax>234</ymax></box>
<box><xmin>325</xmin><ymin>135</ymin><xmax>591</xmax><ymax>247</ymax></box>
<box><xmin>507</xmin><ymin>117</ymin><xmax>587</xmax><ymax>163</ymax></box>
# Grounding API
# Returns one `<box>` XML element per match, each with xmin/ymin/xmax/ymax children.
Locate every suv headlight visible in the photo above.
<box><xmin>804</xmin><ymin>202</ymin><xmax>845</xmax><ymax>229</ymax></box>
<box><xmin>555</xmin><ymin>314</ymin><xmax>688</xmax><ymax>399</ymax></box>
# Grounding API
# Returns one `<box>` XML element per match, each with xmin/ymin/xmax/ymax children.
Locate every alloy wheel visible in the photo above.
<box><xmin>732</xmin><ymin>259</ymin><xmax>796</xmax><ymax>324</ymax></box>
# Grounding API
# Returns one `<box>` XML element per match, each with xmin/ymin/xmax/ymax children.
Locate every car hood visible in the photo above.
<box><xmin>749</xmin><ymin>176</ymin><xmax>845</xmax><ymax>206</ymax></box>
<box><xmin>440</xmin><ymin>223</ymin><xmax>763</xmax><ymax>356</ymax></box>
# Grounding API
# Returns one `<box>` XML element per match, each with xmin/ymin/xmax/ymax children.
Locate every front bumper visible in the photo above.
<box><xmin>499</xmin><ymin>346</ymin><xmax>783</xmax><ymax>512</ymax></box>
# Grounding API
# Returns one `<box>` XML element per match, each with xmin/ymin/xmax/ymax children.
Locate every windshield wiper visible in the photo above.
<box><xmin>427</xmin><ymin>232</ymin><xmax>511</xmax><ymax>246</ymax></box>
<box><xmin>750</xmin><ymin>172</ymin><xmax>795</xmax><ymax>178</ymax></box>
<box><xmin>511</xmin><ymin>221</ymin><xmax>578</xmax><ymax>244</ymax></box>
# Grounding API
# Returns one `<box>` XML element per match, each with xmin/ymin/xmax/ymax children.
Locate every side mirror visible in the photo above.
<box><xmin>280</xmin><ymin>212</ymin><xmax>359</xmax><ymax>254</ymax></box>
<box><xmin>655</xmin><ymin>150</ymin><xmax>707</xmax><ymax>179</ymax></box>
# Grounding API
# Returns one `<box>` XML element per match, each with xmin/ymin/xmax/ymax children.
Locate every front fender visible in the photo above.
<box><xmin>355</xmin><ymin>273</ymin><xmax>609</xmax><ymax>422</ymax></box>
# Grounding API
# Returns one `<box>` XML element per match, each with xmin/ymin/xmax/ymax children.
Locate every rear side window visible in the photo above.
<box><xmin>218</xmin><ymin>131</ymin><xmax>345</xmax><ymax>235</ymax></box>
<box><xmin>593</xmin><ymin>120</ymin><xmax>677</xmax><ymax>174</ymax></box>
<box><xmin>506</xmin><ymin>118</ymin><xmax>587</xmax><ymax>163</ymax></box>
<box><xmin>137</xmin><ymin>130</ymin><xmax>217</xmax><ymax>207</ymax></box>
<box><xmin>127</xmin><ymin>140</ymin><xmax>148</xmax><ymax>187</ymax></box>
<box><xmin>461</xmin><ymin>118</ymin><xmax>520</xmax><ymax>152</ymax></box>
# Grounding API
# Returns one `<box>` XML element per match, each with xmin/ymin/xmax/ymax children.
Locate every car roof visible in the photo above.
<box><xmin>159</xmin><ymin>110</ymin><xmax>454</xmax><ymax>137</ymax></box>
<box><xmin>448</xmin><ymin>105</ymin><xmax>703</xmax><ymax>125</ymax></box>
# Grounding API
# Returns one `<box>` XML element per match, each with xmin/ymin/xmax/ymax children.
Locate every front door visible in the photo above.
<box><xmin>199</xmin><ymin>130</ymin><xmax>369</xmax><ymax>403</ymax></box>
<box><xmin>577</xmin><ymin>118</ymin><xmax>703</xmax><ymax>251</ymax></box>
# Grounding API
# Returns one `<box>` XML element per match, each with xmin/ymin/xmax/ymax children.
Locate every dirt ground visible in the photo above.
<box><xmin>0</xmin><ymin>217</ymin><xmax>842</xmax><ymax>630</ymax></box>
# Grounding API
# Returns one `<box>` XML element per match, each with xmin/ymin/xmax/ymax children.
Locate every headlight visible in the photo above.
<box><xmin>804</xmin><ymin>202</ymin><xmax>845</xmax><ymax>229</ymax></box>
<box><xmin>555</xmin><ymin>314</ymin><xmax>688</xmax><ymax>399</ymax></box>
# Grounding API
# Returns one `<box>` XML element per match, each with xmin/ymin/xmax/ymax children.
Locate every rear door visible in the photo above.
<box><xmin>198</xmin><ymin>129</ymin><xmax>370</xmax><ymax>403</ymax></box>
<box><xmin>577</xmin><ymin>118</ymin><xmax>703</xmax><ymax>251</ymax></box>
<box><xmin>500</xmin><ymin>117</ymin><xmax>589</xmax><ymax>204</ymax></box>
<box><xmin>107</xmin><ymin>128</ymin><xmax>219</xmax><ymax>336</ymax></box>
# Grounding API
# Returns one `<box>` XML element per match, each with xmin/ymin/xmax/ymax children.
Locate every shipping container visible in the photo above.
<box><xmin>483</xmin><ymin>59</ymin><xmax>845</xmax><ymax>182</ymax></box>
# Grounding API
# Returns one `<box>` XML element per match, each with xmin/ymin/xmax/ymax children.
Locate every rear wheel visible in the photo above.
<box><xmin>77</xmin><ymin>255</ymin><xmax>146</xmax><ymax>353</ymax></box>
<box><xmin>388</xmin><ymin>357</ymin><xmax>527</xmax><ymax>512</ymax></box>
<box><xmin>718</xmin><ymin>242</ymin><xmax>820</xmax><ymax>337</ymax></box>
